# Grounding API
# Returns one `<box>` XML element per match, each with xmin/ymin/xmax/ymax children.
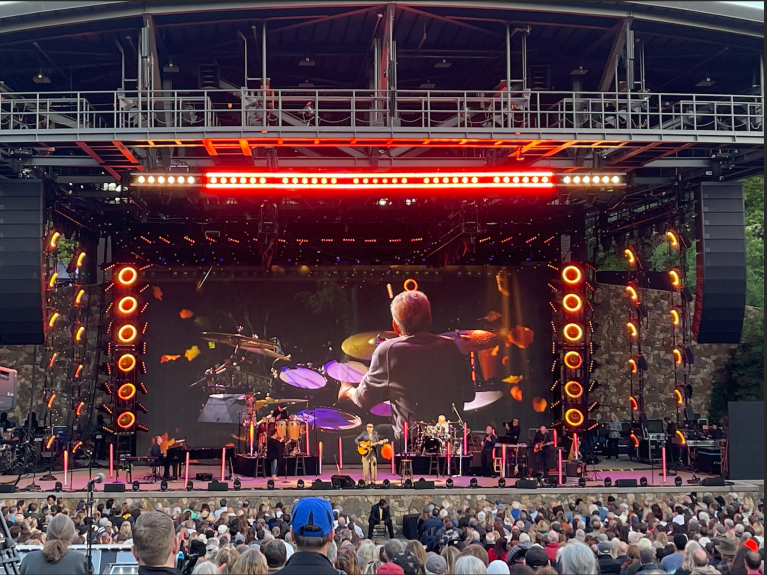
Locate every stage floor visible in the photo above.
<box><xmin>5</xmin><ymin>457</ymin><xmax>761</xmax><ymax>497</ymax></box>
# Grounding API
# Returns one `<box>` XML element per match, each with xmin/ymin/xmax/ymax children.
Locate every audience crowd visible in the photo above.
<box><xmin>3</xmin><ymin>491</ymin><xmax>763</xmax><ymax>574</ymax></box>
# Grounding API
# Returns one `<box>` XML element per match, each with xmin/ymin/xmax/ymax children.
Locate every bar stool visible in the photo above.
<box><xmin>493</xmin><ymin>448</ymin><xmax>504</xmax><ymax>475</ymax></box>
<box><xmin>400</xmin><ymin>459</ymin><xmax>413</xmax><ymax>481</ymax></box>
<box><xmin>372</xmin><ymin>524</ymin><xmax>390</xmax><ymax>540</ymax></box>
<box><xmin>429</xmin><ymin>455</ymin><xmax>440</xmax><ymax>477</ymax></box>
<box><xmin>294</xmin><ymin>454</ymin><xmax>306</xmax><ymax>476</ymax></box>
<box><xmin>255</xmin><ymin>457</ymin><xmax>267</xmax><ymax>478</ymax></box>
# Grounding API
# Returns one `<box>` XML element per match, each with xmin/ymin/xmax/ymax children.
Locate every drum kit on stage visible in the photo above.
<box><xmin>410</xmin><ymin>420</ymin><xmax>466</xmax><ymax>456</ymax></box>
<box><xmin>189</xmin><ymin>326</ymin><xmax>505</xmax><ymax>457</ymax></box>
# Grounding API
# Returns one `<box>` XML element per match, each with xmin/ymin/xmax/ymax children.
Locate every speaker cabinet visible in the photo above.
<box><xmin>693</xmin><ymin>182</ymin><xmax>746</xmax><ymax>343</ymax></box>
<box><xmin>402</xmin><ymin>514</ymin><xmax>419</xmax><ymax>540</ymax></box>
<box><xmin>331</xmin><ymin>474</ymin><xmax>355</xmax><ymax>489</ymax></box>
<box><xmin>311</xmin><ymin>479</ymin><xmax>334</xmax><ymax>490</ymax></box>
<box><xmin>104</xmin><ymin>483</ymin><xmax>126</xmax><ymax>493</ymax></box>
<box><xmin>414</xmin><ymin>479</ymin><xmax>435</xmax><ymax>489</ymax></box>
<box><xmin>614</xmin><ymin>479</ymin><xmax>638</xmax><ymax>488</ymax></box>
<box><xmin>208</xmin><ymin>481</ymin><xmax>228</xmax><ymax>491</ymax></box>
<box><xmin>0</xmin><ymin>180</ymin><xmax>45</xmax><ymax>345</ymax></box>
<box><xmin>515</xmin><ymin>479</ymin><xmax>538</xmax><ymax>489</ymax></box>
<box><xmin>701</xmin><ymin>477</ymin><xmax>726</xmax><ymax>487</ymax></box>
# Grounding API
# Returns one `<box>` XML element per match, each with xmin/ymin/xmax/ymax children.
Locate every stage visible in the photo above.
<box><xmin>6</xmin><ymin>458</ymin><xmax>761</xmax><ymax>497</ymax></box>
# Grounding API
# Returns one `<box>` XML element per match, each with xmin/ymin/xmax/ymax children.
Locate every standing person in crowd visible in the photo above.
<box><xmin>558</xmin><ymin>541</ymin><xmax>599</xmax><ymax>575</ymax></box>
<box><xmin>261</xmin><ymin>539</ymin><xmax>287</xmax><ymax>573</ymax></box>
<box><xmin>661</xmin><ymin>534</ymin><xmax>688</xmax><ymax>573</ymax></box>
<box><xmin>275</xmin><ymin>497</ymin><xmax>337</xmax><ymax>574</ymax></box>
<box><xmin>597</xmin><ymin>541</ymin><xmax>623</xmax><ymax>574</ymax></box>
<box><xmin>368</xmin><ymin>499</ymin><xmax>394</xmax><ymax>540</ymax></box>
<box><xmin>19</xmin><ymin>514</ymin><xmax>87</xmax><ymax>574</ymax></box>
<box><xmin>606</xmin><ymin>414</ymin><xmax>622</xmax><ymax>460</ymax></box>
<box><xmin>230</xmin><ymin>549</ymin><xmax>269</xmax><ymax>574</ymax></box>
<box><xmin>131</xmin><ymin>512</ymin><xmax>181</xmax><ymax>575</ymax></box>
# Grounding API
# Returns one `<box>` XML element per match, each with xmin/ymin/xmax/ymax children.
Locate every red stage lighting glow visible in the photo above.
<box><xmin>203</xmin><ymin>171</ymin><xmax>556</xmax><ymax>194</ymax></box>
<box><xmin>670</xmin><ymin>309</ymin><xmax>680</xmax><ymax>326</ymax></box>
<box><xmin>563</xmin><ymin>323</ymin><xmax>584</xmax><ymax>342</ymax></box>
<box><xmin>628</xmin><ymin>359</ymin><xmax>638</xmax><ymax>374</ymax></box>
<box><xmin>117</xmin><ymin>383</ymin><xmax>137</xmax><ymax>401</ymax></box>
<box><xmin>565</xmin><ymin>409</ymin><xmax>584</xmax><ymax>427</ymax></box>
<box><xmin>116</xmin><ymin>324</ymin><xmax>138</xmax><ymax>344</ymax></box>
<box><xmin>675</xmin><ymin>429</ymin><xmax>686</xmax><ymax>444</ymax></box>
<box><xmin>564</xmin><ymin>351</ymin><xmax>582</xmax><ymax>370</ymax></box>
<box><xmin>562</xmin><ymin>294</ymin><xmax>583</xmax><ymax>313</ymax></box>
<box><xmin>625</xmin><ymin>285</ymin><xmax>639</xmax><ymax>302</ymax></box>
<box><xmin>626</xmin><ymin>320</ymin><xmax>639</xmax><ymax>338</ymax></box>
<box><xmin>116</xmin><ymin>267</ymin><xmax>138</xmax><ymax>287</ymax></box>
<box><xmin>117</xmin><ymin>296</ymin><xmax>139</xmax><ymax>315</ymax></box>
<box><xmin>669</xmin><ymin>269</ymin><xmax>681</xmax><ymax>288</ymax></box>
<box><xmin>116</xmin><ymin>412</ymin><xmax>136</xmax><ymax>430</ymax></box>
<box><xmin>117</xmin><ymin>354</ymin><xmax>137</xmax><ymax>372</ymax></box>
<box><xmin>666</xmin><ymin>231</ymin><xmax>679</xmax><ymax>247</ymax></box>
<box><xmin>564</xmin><ymin>381</ymin><xmax>583</xmax><ymax>399</ymax></box>
<box><xmin>674</xmin><ymin>389</ymin><xmax>684</xmax><ymax>405</ymax></box>
<box><xmin>561</xmin><ymin>265</ymin><xmax>583</xmax><ymax>285</ymax></box>
<box><xmin>673</xmin><ymin>348</ymin><xmax>683</xmax><ymax>364</ymax></box>
<box><xmin>624</xmin><ymin>248</ymin><xmax>637</xmax><ymax>265</ymax></box>
<box><xmin>403</xmin><ymin>279</ymin><xmax>418</xmax><ymax>292</ymax></box>
<box><xmin>629</xmin><ymin>396</ymin><xmax>638</xmax><ymax>411</ymax></box>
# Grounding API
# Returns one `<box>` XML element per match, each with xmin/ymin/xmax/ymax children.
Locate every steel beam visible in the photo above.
<box><xmin>598</xmin><ymin>18</ymin><xmax>631</xmax><ymax>92</ymax></box>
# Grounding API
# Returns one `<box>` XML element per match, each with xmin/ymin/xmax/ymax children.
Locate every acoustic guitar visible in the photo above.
<box><xmin>357</xmin><ymin>439</ymin><xmax>389</xmax><ymax>456</ymax></box>
<box><xmin>533</xmin><ymin>440</ymin><xmax>554</xmax><ymax>453</ymax></box>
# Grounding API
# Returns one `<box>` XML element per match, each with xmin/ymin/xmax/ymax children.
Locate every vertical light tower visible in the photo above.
<box><xmin>560</xmin><ymin>263</ymin><xmax>589</xmax><ymax>452</ymax></box>
<box><xmin>110</xmin><ymin>264</ymin><xmax>148</xmax><ymax>457</ymax></box>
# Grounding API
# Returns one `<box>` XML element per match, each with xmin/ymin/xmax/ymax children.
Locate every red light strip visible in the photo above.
<box><xmin>203</xmin><ymin>171</ymin><xmax>555</xmax><ymax>194</ymax></box>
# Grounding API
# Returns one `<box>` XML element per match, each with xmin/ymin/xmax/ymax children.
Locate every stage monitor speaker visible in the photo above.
<box><xmin>614</xmin><ymin>479</ymin><xmax>638</xmax><ymax>488</ymax></box>
<box><xmin>104</xmin><ymin>483</ymin><xmax>126</xmax><ymax>493</ymax></box>
<box><xmin>0</xmin><ymin>484</ymin><xmax>15</xmax><ymax>493</ymax></box>
<box><xmin>0</xmin><ymin>367</ymin><xmax>18</xmax><ymax>411</ymax></box>
<box><xmin>414</xmin><ymin>479</ymin><xmax>435</xmax><ymax>490</ymax></box>
<box><xmin>402</xmin><ymin>514</ymin><xmax>419</xmax><ymax>540</ymax></box>
<box><xmin>331</xmin><ymin>474</ymin><xmax>355</xmax><ymax>489</ymax></box>
<box><xmin>208</xmin><ymin>481</ymin><xmax>228</xmax><ymax>491</ymax></box>
<box><xmin>701</xmin><ymin>477</ymin><xmax>726</xmax><ymax>487</ymax></box>
<box><xmin>0</xmin><ymin>179</ymin><xmax>45</xmax><ymax>345</ymax></box>
<box><xmin>195</xmin><ymin>472</ymin><xmax>213</xmax><ymax>482</ymax></box>
<box><xmin>728</xmin><ymin>401</ymin><xmax>763</xmax><ymax>480</ymax></box>
<box><xmin>311</xmin><ymin>479</ymin><xmax>334</xmax><ymax>491</ymax></box>
<box><xmin>693</xmin><ymin>182</ymin><xmax>746</xmax><ymax>343</ymax></box>
<box><xmin>515</xmin><ymin>479</ymin><xmax>538</xmax><ymax>489</ymax></box>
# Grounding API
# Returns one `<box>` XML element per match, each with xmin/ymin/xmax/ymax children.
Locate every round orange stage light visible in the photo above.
<box><xmin>380</xmin><ymin>443</ymin><xmax>393</xmax><ymax>460</ymax></box>
<box><xmin>666</xmin><ymin>231</ymin><xmax>679</xmax><ymax>247</ymax></box>
<box><xmin>562</xmin><ymin>294</ymin><xmax>583</xmax><ymax>313</ymax></box>
<box><xmin>563</xmin><ymin>323</ymin><xmax>584</xmax><ymax>342</ymax></box>
<box><xmin>624</xmin><ymin>248</ymin><xmax>636</xmax><ymax>265</ymax></box>
<box><xmin>625</xmin><ymin>286</ymin><xmax>639</xmax><ymax>302</ymax></box>
<box><xmin>565</xmin><ymin>409</ymin><xmax>584</xmax><ymax>427</ymax></box>
<box><xmin>117</xmin><ymin>354</ymin><xmax>137</xmax><ymax>372</ymax></box>
<box><xmin>403</xmin><ymin>279</ymin><xmax>418</xmax><ymax>292</ymax></box>
<box><xmin>675</xmin><ymin>429</ymin><xmax>686</xmax><ymax>445</ymax></box>
<box><xmin>116</xmin><ymin>266</ymin><xmax>138</xmax><ymax>287</ymax></box>
<box><xmin>628</xmin><ymin>359</ymin><xmax>638</xmax><ymax>374</ymax></box>
<box><xmin>674</xmin><ymin>389</ymin><xmax>684</xmax><ymax>405</ymax></box>
<box><xmin>49</xmin><ymin>231</ymin><xmax>61</xmax><ymax>249</ymax></box>
<box><xmin>564</xmin><ymin>381</ymin><xmax>583</xmax><ymax>399</ymax></box>
<box><xmin>563</xmin><ymin>351</ymin><xmax>583</xmax><ymax>370</ymax></box>
<box><xmin>561</xmin><ymin>265</ymin><xmax>583</xmax><ymax>285</ymax></box>
<box><xmin>532</xmin><ymin>397</ymin><xmax>548</xmax><ymax>413</ymax></box>
<box><xmin>673</xmin><ymin>349</ymin><xmax>683</xmax><ymax>364</ymax></box>
<box><xmin>117</xmin><ymin>296</ymin><xmax>138</xmax><ymax>315</ymax></box>
<box><xmin>626</xmin><ymin>321</ymin><xmax>639</xmax><ymax>338</ymax></box>
<box><xmin>669</xmin><ymin>270</ymin><xmax>681</xmax><ymax>288</ymax></box>
<box><xmin>116</xmin><ymin>412</ymin><xmax>136</xmax><ymax>430</ymax></box>
<box><xmin>75</xmin><ymin>326</ymin><xmax>85</xmax><ymax>342</ymax></box>
<box><xmin>76</xmin><ymin>252</ymin><xmax>86</xmax><ymax>267</ymax></box>
<box><xmin>116</xmin><ymin>324</ymin><xmax>138</xmax><ymax>344</ymax></box>
<box><xmin>629</xmin><ymin>396</ymin><xmax>638</xmax><ymax>411</ymax></box>
<box><xmin>117</xmin><ymin>383</ymin><xmax>137</xmax><ymax>401</ymax></box>
<box><xmin>670</xmin><ymin>309</ymin><xmax>680</xmax><ymax>326</ymax></box>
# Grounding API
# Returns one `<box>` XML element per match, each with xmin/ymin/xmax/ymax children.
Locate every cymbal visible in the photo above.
<box><xmin>202</xmin><ymin>332</ymin><xmax>280</xmax><ymax>351</ymax></box>
<box><xmin>254</xmin><ymin>397</ymin><xmax>308</xmax><ymax>409</ymax></box>
<box><xmin>341</xmin><ymin>331</ymin><xmax>397</xmax><ymax>361</ymax></box>
<box><xmin>440</xmin><ymin>329</ymin><xmax>503</xmax><ymax>354</ymax></box>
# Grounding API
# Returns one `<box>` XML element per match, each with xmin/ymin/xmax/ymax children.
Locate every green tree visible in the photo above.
<box><xmin>743</xmin><ymin>176</ymin><xmax>764</xmax><ymax>308</ymax></box>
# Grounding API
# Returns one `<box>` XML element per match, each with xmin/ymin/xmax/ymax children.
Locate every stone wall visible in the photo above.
<box><xmin>589</xmin><ymin>284</ymin><xmax>745</xmax><ymax>422</ymax></box>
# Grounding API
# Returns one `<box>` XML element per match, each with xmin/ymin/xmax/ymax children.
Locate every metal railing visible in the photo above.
<box><xmin>0</xmin><ymin>88</ymin><xmax>762</xmax><ymax>136</ymax></box>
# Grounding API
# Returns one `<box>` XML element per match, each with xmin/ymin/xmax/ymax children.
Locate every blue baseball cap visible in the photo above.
<box><xmin>291</xmin><ymin>497</ymin><xmax>333</xmax><ymax>538</ymax></box>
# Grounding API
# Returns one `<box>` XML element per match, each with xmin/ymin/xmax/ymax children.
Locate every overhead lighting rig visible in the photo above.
<box><xmin>128</xmin><ymin>170</ymin><xmax>626</xmax><ymax>195</ymax></box>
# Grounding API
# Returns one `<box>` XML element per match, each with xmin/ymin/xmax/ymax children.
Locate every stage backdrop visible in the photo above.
<box><xmin>140</xmin><ymin>266</ymin><xmax>552</xmax><ymax>461</ymax></box>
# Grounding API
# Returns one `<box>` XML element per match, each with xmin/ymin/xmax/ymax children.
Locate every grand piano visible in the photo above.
<box><xmin>166</xmin><ymin>444</ymin><xmax>236</xmax><ymax>479</ymax></box>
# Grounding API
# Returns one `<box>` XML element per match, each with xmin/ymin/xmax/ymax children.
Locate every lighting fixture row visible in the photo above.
<box><xmin>129</xmin><ymin>171</ymin><xmax>626</xmax><ymax>191</ymax></box>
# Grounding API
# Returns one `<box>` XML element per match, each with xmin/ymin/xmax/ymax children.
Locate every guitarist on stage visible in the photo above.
<box><xmin>531</xmin><ymin>425</ymin><xmax>554</xmax><ymax>478</ymax></box>
<box><xmin>355</xmin><ymin>423</ymin><xmax>384</xmax><ymax>485</ymax></box>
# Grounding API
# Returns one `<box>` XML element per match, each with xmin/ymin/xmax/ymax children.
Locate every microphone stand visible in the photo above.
<box><xmin>85</xmin><ymin>476</ymin><xmax>97</xmax><ymax>575</ymax></box>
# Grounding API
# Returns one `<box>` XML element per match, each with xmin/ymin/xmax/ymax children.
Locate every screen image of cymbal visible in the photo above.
<box><xmin>440</xmin><ymin>329</ymin><xmax>502</xmax><ymax>353</ymax></box>
<box><xmin>341</xmin><ymin>331</ymin><xmax>397</xmax><ymax>361</ymax></box>
<box><xmin>201</xmin><ymin>332</ymin><xmax>289</xmax><ymax>360</ymax></box>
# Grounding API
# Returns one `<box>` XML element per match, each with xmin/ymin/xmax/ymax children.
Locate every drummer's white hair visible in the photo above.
<box><xmin>390</xmin><ymin>290</ymin><xmax>432</xmax><ymax>335</ymax></box>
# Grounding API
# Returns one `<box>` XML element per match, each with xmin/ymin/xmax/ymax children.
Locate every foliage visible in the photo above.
<box><xmin>743</xmin><ymin>176</ymin><xmax>764</xmax><ymax>308</ymax></box>
<box><xmin>709</xmin><ymin>310</ymin><xmax>765</xmax><ymax>424</ymax></box>
<box><xmin>56</xmin><ymin>235</ymin><xmax>77</xmax><ymax>266</ymax></box>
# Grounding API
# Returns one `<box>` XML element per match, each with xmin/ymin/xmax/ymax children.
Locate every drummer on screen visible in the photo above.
<box><xmin>272</xmin><ymin>404</ymin><xmax>289</xmax><ymax>421</ymax></box>
<box><xmin>338</xmin><ymin>290</ymin><xmax>475</xmax><ymax>438</ymax></box>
